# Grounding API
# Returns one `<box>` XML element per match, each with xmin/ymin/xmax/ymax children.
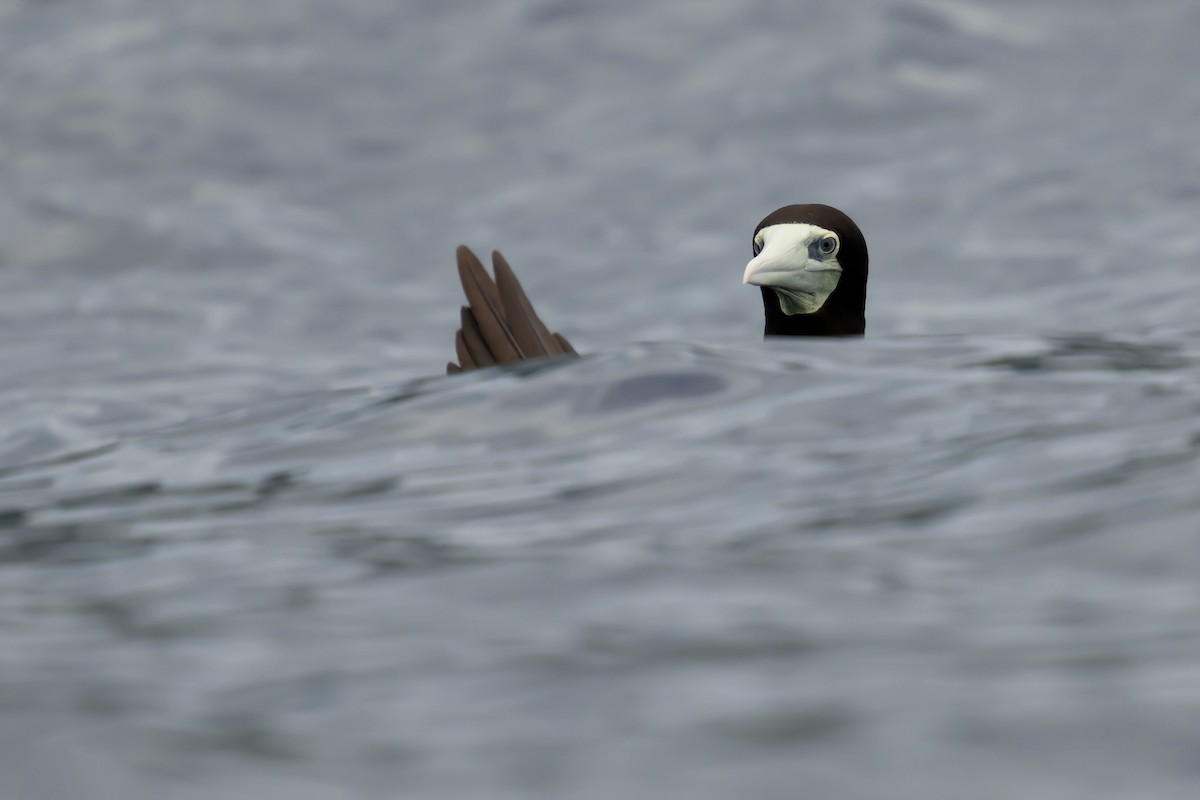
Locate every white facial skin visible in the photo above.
<box><xmin>742</xmin><ymin>223</ymin><xmax>842</xmax><ymax>315</ymax></box>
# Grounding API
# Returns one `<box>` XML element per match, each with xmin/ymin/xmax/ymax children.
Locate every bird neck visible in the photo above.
<box><xmin>761</xmin><ymin>288</ymin><xmax>865</xmax><ymax>337</ymax></box>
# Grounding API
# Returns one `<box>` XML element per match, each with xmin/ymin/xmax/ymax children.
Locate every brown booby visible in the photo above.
<box><xmin>447</xmin><ymin>204</ymin><xmax>867</xmax><ymax>373</ymax></box>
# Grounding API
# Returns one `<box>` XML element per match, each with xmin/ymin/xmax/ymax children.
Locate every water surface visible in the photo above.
<box><xmin>2</xmin><ymin>1</ymin><xmax>1200</xmax><ymax>798</ymax></box>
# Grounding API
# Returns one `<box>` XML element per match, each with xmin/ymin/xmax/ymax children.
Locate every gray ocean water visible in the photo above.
<box><xmin>3</xmin><ymin>1</ymin><xmax>1200</xmax><ymax>797</ymax></box>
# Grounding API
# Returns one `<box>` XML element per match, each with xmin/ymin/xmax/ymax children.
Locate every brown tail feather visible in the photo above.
<box><xmin>552</xmin><ymin>333</ymin><xmax>577</xmax><ymax>356</ymax></box>
<box><xmin>453</xmin><ymin>330</ymin><xmax>476</xmax><ymax>371</ymax></box>
<box><xmin>447</xmin><ymin>246</ymin><xmax>578</xmax><ymax>373</ymax></box>
<box><xmin>459</xmin><ymin>307</ymin><xmax>496</xmax><ymax>368</ymax></box>
<box><xmin>492</xmin><ymin>251</ymin><xmax>562</xmax><ymax>358</ymax></box>
<box><xmin>455</xmin><ymin>247</ymin><xmax>521</xmax><ymax>365</ymax></box>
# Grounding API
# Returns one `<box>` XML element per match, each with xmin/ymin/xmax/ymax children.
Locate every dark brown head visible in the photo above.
<box><xmin>743</xmin><ymin>204</ymin><xmax>868</xmax><ymax>337</ymax></box>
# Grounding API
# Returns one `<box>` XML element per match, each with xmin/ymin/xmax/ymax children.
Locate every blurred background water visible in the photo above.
<box><xmin>2</xmin><ymin>0</ymin><xmax>1199</xmax><ymax>797</ymax></box>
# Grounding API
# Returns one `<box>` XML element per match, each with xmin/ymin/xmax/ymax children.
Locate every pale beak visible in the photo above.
<box><xmin>743</xmin><ymin>236</ymin><xmax>837</xmax><ymax>287</ymax></box>
<box><xmin>743</xmin><ymin>235</ymin><xmax>842</xmax><ymax>315</ymax></box>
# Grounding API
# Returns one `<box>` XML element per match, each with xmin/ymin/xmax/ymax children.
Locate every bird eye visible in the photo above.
<box><xmin>817</xmin><ymin>235</ymin><xmax>838</xmax><ymax>256</ymax></box>
<box><xmin>753</xmin><ymin>236</ymin><xmax>764</xmax><ymax>256</ymax></box>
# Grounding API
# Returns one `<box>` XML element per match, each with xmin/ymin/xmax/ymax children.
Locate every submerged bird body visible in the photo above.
<box><xmin>447</xmin><ymin>204</ymin><xmax>867</xmax><ymax>373</ymax></box>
